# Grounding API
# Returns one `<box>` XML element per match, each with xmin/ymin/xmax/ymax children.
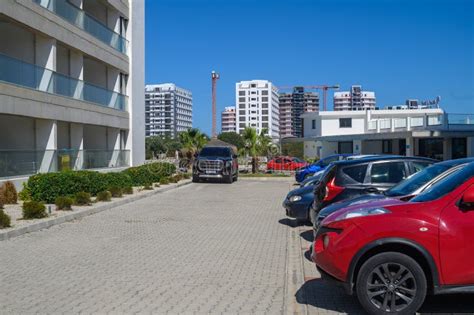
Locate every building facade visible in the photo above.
<box><xmin>333</xmin><ymin>85</ymin><xmax>376</xmax><ymax>111</ymax></box>
<box><xmin>0</xmin><ymin>0</ymin><xmax>145</xmax><ymax>183</ymax></box>
<box><xmin>221</xmin><ymin>106</ymin><xmax>236</xmax><ymax>133</ymax></box>
<box><xmin>145</xmin><ymin>84</ymin><xmax>193</xmax><ymax>138</ymax></box>
<box><xmin>301</xmin><ymin>109</ymin><xmax>474</xmax><ymax>160</ymax></box>
<box><xmin>235</xmin><ymin>80</ymin><xmax>280</xmax><ymax>139</ymax></box>
<box><xmin>279</xmin><ymin>87</ymin><xmax>319</xmax><ymax>138</ymax></box>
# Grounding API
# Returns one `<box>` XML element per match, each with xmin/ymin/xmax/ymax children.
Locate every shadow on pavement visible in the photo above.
<box><xmin>300</xmin><ymin>229</ymin><xmax>313</xmax><ymax>242</ymax></box>
<box><xmin>278</xmin><ymin>218</ymin><xmax>297</xmax><ymax>228</ymax></box>
<box><xmin>304</xmin><ymin>249</ymin><xmax>312</xmax><ymax>262</ymax></box>
<box><xmin>297</xmin><ymin>279</ymin><xmax>474</xmax><ymax>314</ymax></box>
<box><xmin>296</xmin><ymin>279</ymin><xmax>365</xmax><ymax>314</ymax></box>
<box><xmin>419</xmin><ymin>294</ymin><xmax>474</xmax><ymax>313</ymax></box>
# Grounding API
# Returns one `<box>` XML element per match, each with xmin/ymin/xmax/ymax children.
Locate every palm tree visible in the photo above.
<box><xmin>178</xmin><ymin>128</ymin><xmax>208</xmax><ymax>163</ymax></box>
<box><xmin>241</xmin><ymin>127</ymin><xmax>258</xmax><ymax>173</ymax></box>
<box><xmin>257</xmin><ymin>128</ymin><xmax>272</xmax><ymax>158</ymax></box>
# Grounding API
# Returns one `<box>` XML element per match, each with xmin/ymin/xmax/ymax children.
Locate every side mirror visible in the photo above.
<box><xmin>458</xmin><ymin>186</ymin><xmax>474</xmax><ymax>211</ymax></box>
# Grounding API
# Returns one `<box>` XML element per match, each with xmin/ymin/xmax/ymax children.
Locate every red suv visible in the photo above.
<box><xmin>267</xmin><ymin>156</ymin><xmax>306</xmax><ymax>171</ymax></box>
<box><xmin>313</xmin><ymin>162</ymin><xmax>474</xmax><ymax>315</ymax></box>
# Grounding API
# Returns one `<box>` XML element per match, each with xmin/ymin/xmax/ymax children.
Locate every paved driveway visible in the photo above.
<box><xmin>1</xmin><ymin>179</ymin><xmax>473</xmax><ymax>314</ymax></box>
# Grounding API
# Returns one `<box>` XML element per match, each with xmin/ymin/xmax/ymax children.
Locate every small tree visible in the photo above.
<box><xmin>241</xmin><ymin>127</ymin><xmax>258</xmax><ymax>173</ymax></box>
<box><xmin>218</xmin><ymin>132</ymin><xmax>244</xmax><ymax>150</ymax></box>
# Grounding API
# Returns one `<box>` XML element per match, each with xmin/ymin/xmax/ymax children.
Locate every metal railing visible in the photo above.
<box><xmin>448</xmin><ymin>114</ymin><xmax>474</xmax><ymax>125</ymax></box>
<box><xmin>0</xmin><ymin>53</ymin><xmax>127</xmax><ymax>110</ymax></box>
<box><xmin>0</xmin><ymin>150</ymin><xmax>130</xmax><ymax>178</ymax></box>
<box><xmin>33</xmin><ymin>0</ymin><xmax>128</xmax><ymax>54</ymax></box>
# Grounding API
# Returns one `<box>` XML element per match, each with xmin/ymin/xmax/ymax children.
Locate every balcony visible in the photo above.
<box><xmin>0</xmin><ymin>150</ymin><xmax>130</xmax><ymax>178</ymax></box>
<box><xmin>0</xmin><ymin>53</ymin><xmax>127</xmax><ymax>111</ymax></box>
<box><xmin>33</xmin><ymin>0</ymin><xmax>128</xmax><ymax>54</ymax></box>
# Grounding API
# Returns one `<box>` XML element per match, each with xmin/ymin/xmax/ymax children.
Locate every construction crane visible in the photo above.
<box><xmin>211</xmin><ymin>71</ymin><xmax>220</xmax><ymax>138</ymax></box>
<box><xmin>278</xmin><ymin>85</ymin><xmax>340</xmax><ymax>111</ymax></box>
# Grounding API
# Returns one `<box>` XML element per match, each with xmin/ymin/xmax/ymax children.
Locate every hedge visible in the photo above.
<box><xmin>26</xmin><ymin>162</ymin><xmax>175</xmax><ymax>203</ymax></box>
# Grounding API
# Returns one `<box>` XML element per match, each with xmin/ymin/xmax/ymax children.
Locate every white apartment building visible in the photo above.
<box><xmin>334</xmin><ymin>85</ymin><xmax>376</xmax><ymax>111</ymax></box>
<box><xmin>235</xmin><ymin>80</ymin><xmax>280</xmax><ymax>139</ymax></box>
<box><xmin>221</xmin><ymin>106</ymin><xmax>236</xmax><ymax>133</ymax></box>
<box><xmin>145</xmin><ymin>84</ymin><xmax>192</xmax><ymax>138</ymax></box>
<box><xmin>301</xmin><ymin>108</ymin><xmax>474</xmax><ymax>160</ymax></box>
<box><xmin>0</xmin><ymin>0</ymin><xmax>145</xmax><ymax>183</ymax></box>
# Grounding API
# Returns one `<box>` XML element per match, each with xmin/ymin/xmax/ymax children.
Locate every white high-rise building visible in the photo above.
<box><xmin>221</xmin><ymin>106</ymin><xmax>236</xmax><ymax>133</ymax></box>
<box><xmin>334</xmin><ymin>85</ymin><xmax>376</xmax><ymax>111</ymax></box>
<box><xmin>0</xmin><ymin>0</ymin><xmax>145</xmax><ymax>183</ymax></box>
<box><xmin>145</xmin><ymin>84</ymin><xmax>193</xmax><ymax>138</ymax></box>
<box><xmin>235</xmin><ymin>80</ymin><xmax>280</xmax><ymax>139</ymax></box>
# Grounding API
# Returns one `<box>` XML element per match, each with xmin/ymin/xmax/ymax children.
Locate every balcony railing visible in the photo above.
<box><xmin>448</xmin><ymin>114</ymin><xmax>474</xmax><ymax>125</ymax></box>
<box><xmin>0</xmin><ymin>53</ymin><xmax>127</xmax><ymax>110</ymax></box>
<box><xmin>33</xmin><ymin>0</ymin><xmax>128</xmax><ymax>54</ymax></box>
<box><xmin>0</xmin><ymin>150</ymin><xmax>130</xmax><ymax>178</ymax></box>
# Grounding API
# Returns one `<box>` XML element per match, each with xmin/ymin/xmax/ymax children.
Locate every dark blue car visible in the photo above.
<box><xmin>295</xmin><ymin>154</ymin><xmax>354</xmax><ymax>183</ymax></box>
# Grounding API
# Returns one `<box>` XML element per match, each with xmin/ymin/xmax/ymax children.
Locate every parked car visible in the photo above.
<box><xmin>309</xmin><ymin>156</ymin><xmax>436</xmax><ymax>225</ymax></box>
<box><xmin>295</xmin><ymin>154</ymin><xmax>354</xmax><ymax>183</ymax></box>
<box><xmin>315</xmin><ymin>157</ymin><xmax>474</xmax><ymax>229</ymax></box>
<box><xmin>283</xmin><ymin>171</ymin><xmax>324</xmax><ymax>223</ymax></box>
<box><xmin>192</xmin><ymin>146</ymin><xmax>238</xmax><ymax>183</ymax></box>
<box><xmin>313</xmin><ymin>162</ymin><xmax>474</xmax><ymax>315</ymax></box>
<box><xmin>267</xmin><ymin>156</ymin><xmax>307</xmax><ymax>171</ymax></box>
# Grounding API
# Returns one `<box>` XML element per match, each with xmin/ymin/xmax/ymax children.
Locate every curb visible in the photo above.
<box><xmin>239</xmin><ymin>176</ymin><xmax>294</xmax><ymax>182</ymax></box>
<box><xmin>0</xmin><ymin>180</ymin><xmax>192</xmax><ymax>241</ymax></box>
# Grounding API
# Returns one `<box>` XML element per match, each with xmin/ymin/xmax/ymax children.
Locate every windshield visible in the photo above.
<box><xmin>385</xmin><ymin>164</ymin><xmax>451</xmax><ymax>197</ymax></box>
<box><xmin>293</xmin><ymin>158</ymin><xmax>305</xmax><ymax>163</ymax></box>
<box><xmin>411</xmin><ymin>163</ymin><xmax>474</xmax><ymax>202</ymax></box>
<box><xmin>199</xmin><ymin>147</ymin><xmax>231</xmax><ymax>157</ymax></box>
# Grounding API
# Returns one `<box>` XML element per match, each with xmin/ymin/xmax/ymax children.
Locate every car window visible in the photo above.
<box><xmin>370</xmin><ymin>161</ymin><xmax>407</xmax><ymax>184</ymax></box>
<box><xmin>293</xmin><ymin>158</ymin><xmax>304</xmax><ymax>163</ymax></box>
<box><xmin>199</xmin><ymin>147</ymin><xmax>231</xmax><ymax>157</ymax></box>
<box><xmin>275</xmin><ymin>158</ymin><xmax>282</xmax><ymax>163</ymax></box>
<box><xmin>412</xmin><ymin>161</ymin><xmax>432</xmax><ymax>173</ymax></box>
<box><xmin>320</xmin><ymin>156</ymin><xmax>339</xmax><ymax>167</ymax></box>
<box><xmin>412</xmin><ymin>164</ymin><xmax>474</xmax><ymax>202</ymax></box>
<box><xmin>341</xmin><ymin>164</ymin><xmax>368</xmax><ymax>184</ymax></box>
<box><xmin>385</xmin><ymin>164</ymin><xmax>451</xmax><ymax>197</ymax></box>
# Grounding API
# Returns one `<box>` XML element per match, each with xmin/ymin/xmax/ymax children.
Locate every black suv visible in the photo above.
<box><xmin>309</xmin><ymin>156</ymin><xmax>437</xmax><ymax>226</ymax></box>
<box><xmin>193</xmin><ymin>146</ymin><xmax>238</xmax><ymax>183</ymax></box>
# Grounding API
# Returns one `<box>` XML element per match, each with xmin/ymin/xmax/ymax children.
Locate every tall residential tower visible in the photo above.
<box><xmin>221</xmin><ymin>106</ymin><xmax>236</xmax><ymax>133</ymax></box>
<box><xmin>333</xmin><ymin>85</ymin><xmax>376</xmax><ymax>111</ymax></box>
<box><xmin>235</xmin><ymin>80</ymin><xmax>280</xmax><ymax>139</ymax></box>
<box><xmin>279</xmin><ymin>87</ymin><xmax>319</xmax><ymax>138</ymax></box>
<box><xmin>145</xmin><ymin>84</ymin><xmax>193</xmax><ymax>138</ymax></box>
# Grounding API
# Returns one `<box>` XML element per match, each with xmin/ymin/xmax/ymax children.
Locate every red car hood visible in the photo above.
<box><xmin>323</xmin><ymin>198</ymin><xmax>407</xmax><ymax>226</ymax></box>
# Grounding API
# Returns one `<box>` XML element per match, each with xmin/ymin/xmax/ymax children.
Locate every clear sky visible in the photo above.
<box><xmin>145</xmin><ymin>0</ymin><xmax>474</xmax><ymax>135</ymax></box>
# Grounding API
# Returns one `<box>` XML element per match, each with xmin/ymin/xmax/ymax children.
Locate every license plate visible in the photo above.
<box><xmin>206</xmin><ymin>171</ymin><xmax>217</xmax><ymax>174</ymax></box>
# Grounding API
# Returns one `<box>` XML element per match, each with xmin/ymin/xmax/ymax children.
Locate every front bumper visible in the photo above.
<box><xmin>197</xmin><ymin>174</ymin><xmax>223</xmax><ymax>178</ymax></box>
<box><xmin>283</xmin><ymin>199</ymin><xmax>310</xmax><ymax>220</ymax></box>
<box><xmin>316</xmin><ymin>266</ymin><xmax>352</xmax><ymax>295</ymax></box>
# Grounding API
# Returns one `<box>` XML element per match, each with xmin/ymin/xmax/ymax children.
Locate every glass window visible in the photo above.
<box><xmin>312</xmin><ymin>119</ymin><xmax>316</xmax><ymax>129</ymax></box>
<box><xmin>199</xmin><ymin>147</ymin><xmax>231</xmax><ymax>157</ymax></box>
<box><xmin>342</xmin><ymin>164</ymin><xmax>368</xmax><ymax>183</ymax></box>
<box><xmin>412</xmin><ymin>161</ymin><xmax>432</xmax><ymax>173</ymax></box>
<box><xmin>370</xmin><ymin>162</ymin><xmax>407</xmax><ymax>184</ymax></box>
<box><xmin>319</xmin><ymin>155</ymin><xmax>339</xmax><ymax>167</ymax></box>
<box><xmin>339</xmin><ymin>118</ymin><xmax>352</xmax><ymax>128</ymax></box>
<box><xmin>412</xmin><ymin>164</ymin><xmax>474</xmax><ymax>202</ymax></box>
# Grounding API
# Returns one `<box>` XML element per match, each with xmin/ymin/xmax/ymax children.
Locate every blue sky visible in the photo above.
<box><xmin>145</xmin><ymin>0</ymin><xmax>474</xmax><ymax>135</ymax></box>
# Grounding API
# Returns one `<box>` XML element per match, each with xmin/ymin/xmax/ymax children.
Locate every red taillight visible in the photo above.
<box><xmin>323</xmin><ymin>177</ymin><xmax>344</xmax><ymax>202</ymax></box>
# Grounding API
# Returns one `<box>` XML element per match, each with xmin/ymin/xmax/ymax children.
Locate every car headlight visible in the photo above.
<box><xmin>289</xmin><ymin>195</ymin><xmax>302</xmax><ymax>202</ymax></box>
<box><xmin>334</xmin><ymin>207</ymin><xmax>390</xmax><ymax>222</ymax></box>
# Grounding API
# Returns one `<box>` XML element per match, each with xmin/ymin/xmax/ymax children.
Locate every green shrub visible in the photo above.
<box><xmin>108</xmin><ymin>186</ymin><xmax>123</xmax><ymax>198</ymax></box>
<box><xmin>143</xmin><ymin>183</ymin><xmax>153</xmax><ymax>190</ymax></box>
<box><xmin>0</xmin><ymin>187</ymin><xmax>4</xmax><ymax>209</ymax></box>
<box><xmin>0</xmin><ymin>209</ymin><xmax>11</xmax><ymax>228</ymax></box>
<box><xmin>55</xmin><ymin>196</ymin><xmax>73</xmax><ymax>210</ymax></box>
<box><xmin>154</xmin><ymin>183</ymin><xmax>160</xmax><ymax>188</ymax></box>
<box><xmin>123</xmin><ymin>186</ymin><xmax>133</xmax><ymax>194</ymax></box>
<box><xmin>22</xmin><ymin>201</ymin><xmax>47</xmax><ymax>219</ymax></box>
<box><xmin>122</xmin><ymin>162</ymin><xmax>176</xmax><ymax>186</ymax></box>
<box><xmin>74</xmin><ymin>192</ymin><xmax>91</xmax><ymax>206</ymax></box>
<box><xmin>182</xmin><ymin>173</ymin><xmax>191</xmax><ymax>179</ymax></box>
<box><xmin>1</xmin><ymin>181</ymin><xmax>17</xmax><ymax>204</ymax></box>
<box><xmin>169</xmin><ymin>176</ymin><xmax>179</xmax><ymax>183</ymax></box>
<box><xmin>18</xmin><ymin>182</ymin><xmax>31</xmax><ymax>201</ymax></box>
<box><xmin>160</xmin><ymin>177</ymin><xmax>170</xmax><ymax>185</ymax></box>
<box><xmin>96</xmin><ymin>191</ymin><xmax>112</xmax><ymax>202</ymax></box>
<box><xmin>102</xmin><ymin>172</ymin><xmax>133</xmax><ymax>190</ymax></box>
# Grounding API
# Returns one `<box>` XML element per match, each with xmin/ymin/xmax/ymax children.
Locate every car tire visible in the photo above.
<box><xmin>233</xmin><ymin>172</ymin><xmax>238</xmax><ymax>182</ymax></box>
<box><xmin>224</xmin><ymin>173</ymin><xmax>233</xmax><ymax>184</ymax></box>
<box><xmin>192</xmin><ymin>175</ymin><xmax>200</xmax><ymax>183</ymax></box>
<box><xmin>356</xmin><ymin>252</ymin><xmax>427</xmax><ymax>315</ymax></box>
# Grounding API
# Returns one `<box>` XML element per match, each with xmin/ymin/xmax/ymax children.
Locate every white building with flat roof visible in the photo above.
<box><xmin>145</xmin><ymin>84</ymin><xmax>193</xmax><ymax>138</ymax></box>
<box><xmin>221</xmin><ymin>106</ymin><xmax>236</xmax><ymax>133</ymax></box>
<box><xmin>0</xmin><ymin>0</ymin><xmax>145</xmax><ymax>183</ymax></box>
<box><xmin>301</xmin><ymin>108</ymin><xmax>474</xmax><ymax>160</ymax></box>
<box><xmin>235</xmin><ymin>80</ymin><xmax>280</xmax><ymax>139</ymax></box>
<box><xmin>334</xmin><ymin>85</ymin><xmax>376</xmax><ymax>111</ymax></box>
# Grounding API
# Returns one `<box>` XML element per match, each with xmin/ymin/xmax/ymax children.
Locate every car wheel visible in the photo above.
<box><xmin>224</xmin><ymin>173</ymin><xmax>233</xmax><ymax>184</ymax></box>
<box><xmin>233</xmin><ymin>173</ymin><xmax>238</xmax><ymax>182</ymax></box>
<box><xmin>356</xmin><ymin>252</ymin><xmax>427</xmax><ymax>315</ymax></box>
